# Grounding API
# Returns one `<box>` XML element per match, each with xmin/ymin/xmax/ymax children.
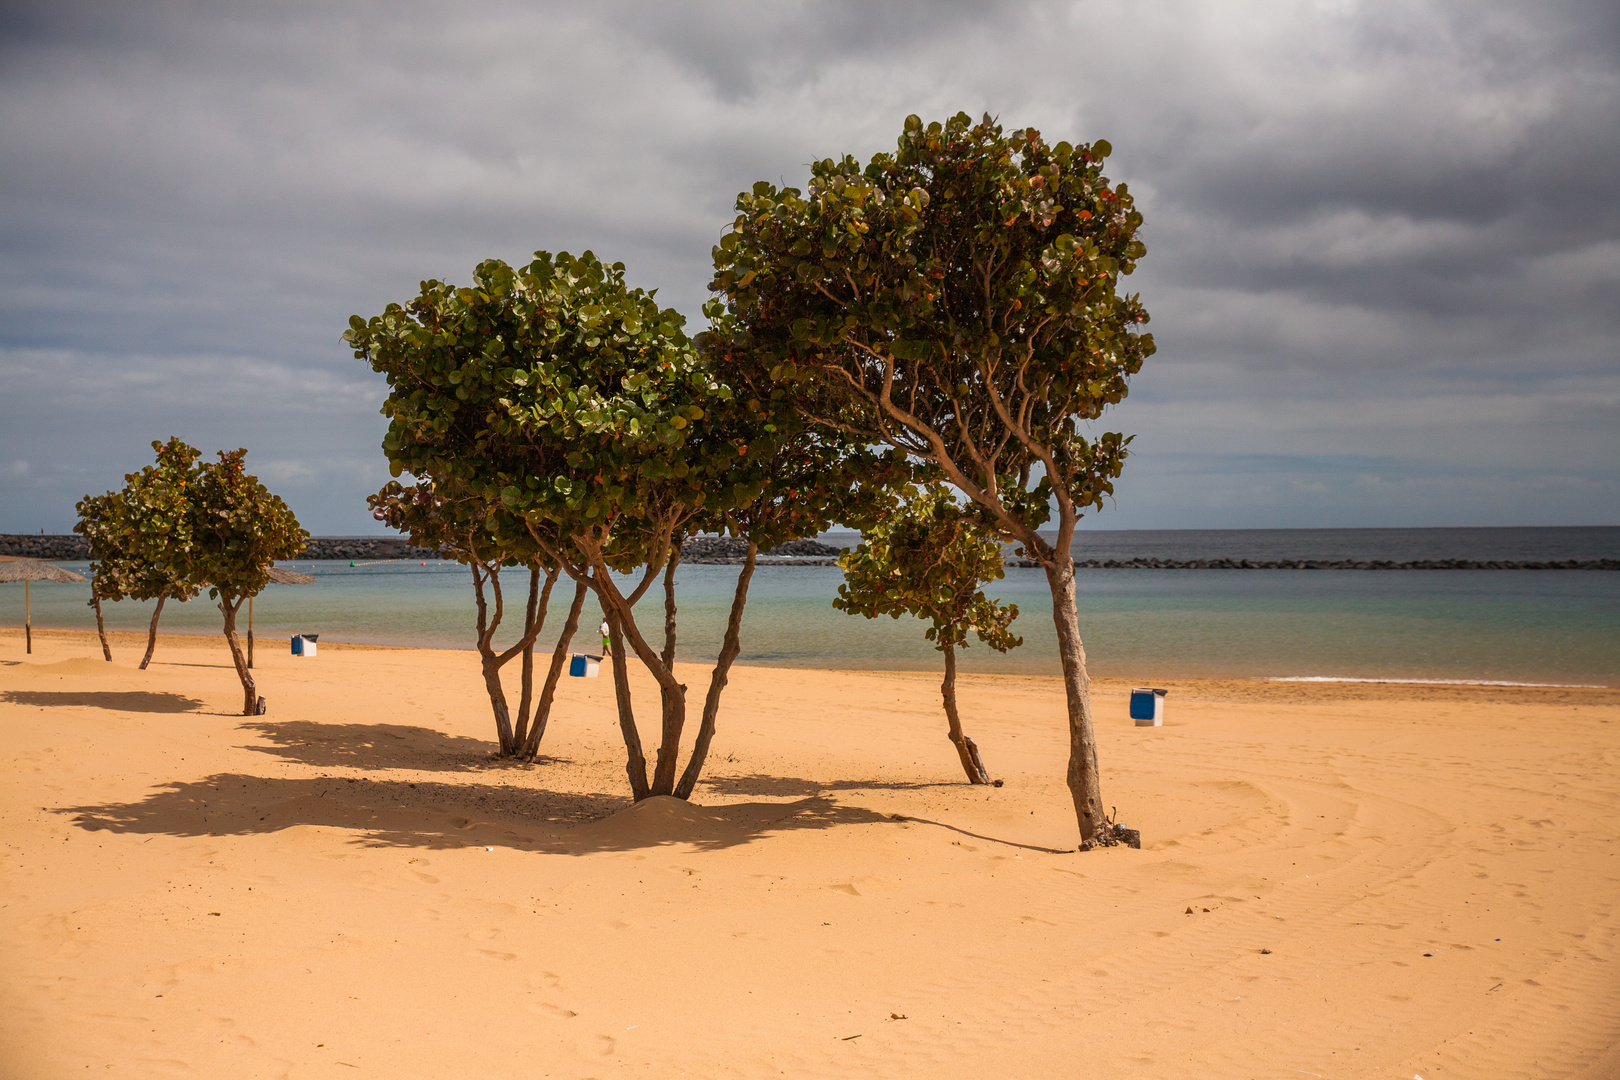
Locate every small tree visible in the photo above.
<box><xmin>74</xmin><ymin>438</ymin><xmax>203</xmax><ymax>667</ymax></box>
<box><xmin>708</xmin><ymin>112</ymin><xmax>1153</xmax><ymax>842</ymax></box>
<box><xmin>179</xmin><ymin>448</ymin><xmax>308</xmax><ymax>715</ymax></box>
<box><xmin>834</xmin><ymin>485</ymin><xmax>1019</xmax><ymax>784</ymax></box>
<box><xmin>369</xmin><ymin>477</ymin><xmax>579</xmax><ymax>758</ymax></box>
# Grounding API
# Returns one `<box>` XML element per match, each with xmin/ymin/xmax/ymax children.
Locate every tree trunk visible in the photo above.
<box><xmin>675</xmin><ymin>544</ymin><xmax>756</xmax><ymax>799</ymax></box>
<box><xmin>657</xmin><ymin>545</ymin><xmax>681</xmax><ymax>770</ymax></box>
<box><xmin>604</xmin><ymin>604</ymin><xmax>651</xmax><ymax>800</ymax></box>
<box><xmin>470</xmin><ymin>562</ymin><xmax>518</xmax><ymax>756</ymax></box>
<box><xmin>647</xmin><ymin>665</ymin><xmax>688</xmax><ymax>796</ymax></box>
<box><xmin>481</xmin><ymin>656</ymin><xmax>517</xmax><ymax>756</ymax></box>
<box><xmin>92</xmin><ymin>588</ymin><xmax>112</xmax><ymax>662</ymax></box>
<box><xmin>940</xmin><ymin>642</ymin><xmax>991</xmax><ymax>784</ymax></box>
<box><xmin>139</xmin><ymin>594</ymin><xmax>167</xmax><ymax>670</ymax></box>
<box><xmin>510</xmin><ymin>565</ymin><xmax>546</xmax><ymax>751</ymax></box>
<box><xmin>661</xmin><ymin>544</ymin><xmax>679</xmax><ymax>670</ymax></box>
<box><xmin>219</xmin><ymin>594</ymin><xmax>258</xmax><ymax>715</ymax></box>
<box><xmin>588</xmin><ymin>561</ymin><xmax>688</xmax><ymax>799</ymax></box>
<box><xmin>519</xmin><ymin>577</ymin><xmax>588</xmax><ymax>760</ymax></box>
<box><xmin>965</xmin><ymin>735</ymin><xmax>989</xmax><ymax>784</ymax></box>
<box><xmin>247</xmin><ymin>596</ymin><xmax>253</xmax><ymax>669</ymax></box>
<box><xmin>1043</xmin><ymin>559</ymin><xmax>1105</xmax><ymax>842</ymax></box>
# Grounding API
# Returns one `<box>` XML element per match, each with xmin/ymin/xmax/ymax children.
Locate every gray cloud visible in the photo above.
<box><xmin>1</xmin><ymin>0</ymin><xmax>1615</xmax><ymax>532</ymax></box>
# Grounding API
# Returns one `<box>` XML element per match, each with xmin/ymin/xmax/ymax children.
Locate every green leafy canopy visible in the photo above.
<box><xmin>75</xmin><ymin>437</ymin><xmax>203</xmax><ymax>606</ymax></box>
<box><xmin>181</xmin><ymin>447</ymin><xmax>308</xmax><ymax>602</ymax></box>
<box><xmin>707</xmin><ymin>111</ymin><xmax>1153</xmax><ymax>559</ymax></box>
<box><xmin>347</xmin><ymin>250</ymin><xmax>730</xmax><ymax>564</ymax></box>
<box><xmin>834</xmin><ymin>484</ymin><xmax>1020</xmax><ymax>653</ymax></box>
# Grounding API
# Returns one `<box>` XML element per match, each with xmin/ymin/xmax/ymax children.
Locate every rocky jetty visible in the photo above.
<box><xmin>6</xmin><ymin>534</ymin><xmax>1610</xmax><ymax>569</ymax></box>
<box><xmin>679</xmin><ymin>536</ymin><xmax>844</xmax><ymax>564</ymax></box>
<box><xmin>0</xmin><ymin>534</ymin><xmax>438</xmax><ymax>562</ymax></box>
<box><xmin>1018</xmin><ymin>556</ymin><xmax>1620</xmax><ymax>571</ymax></box>
<box><xmin>0</xmin><ymin>534</ymin><xmax>90</xmax><ymax>560</ymax></box>
<box><xmin>298</xmin><ymin>537</ymin><xmax>440</xmax><ymax>561</ymax></box>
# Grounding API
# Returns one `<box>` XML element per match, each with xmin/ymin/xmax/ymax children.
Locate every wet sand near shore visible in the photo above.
<box><xmin>3</xmin><ymin>628</ymin><xmax>1618</xmax><ymax>1079</ymax></box>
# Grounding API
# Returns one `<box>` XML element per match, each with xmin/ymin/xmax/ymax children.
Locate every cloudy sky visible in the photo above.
<box><xmin>2</xmin><ymin>0</ymin><xmax>1616</xmax><ymax>535</ymax></box>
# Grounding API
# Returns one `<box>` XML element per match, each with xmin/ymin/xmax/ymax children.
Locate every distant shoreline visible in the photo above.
<box><xmin>4</xmin><ymin>533</ymin><xmax>1615</xmax><ymax>570</ymax></box>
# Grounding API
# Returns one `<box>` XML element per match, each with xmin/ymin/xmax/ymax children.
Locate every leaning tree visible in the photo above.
<box><xmin>834</xmin><ymin>483</ymin><xmax>1020</xmax><ymax>785</ymax></box>
<box><xmin>708</xmin><ymin>112</ymin><xmax>1154</xmax><ymax>842</ymax></box>
<box><xmin>178</xmin><ymin>446</ymin><xmax>308</xmax><ymax>715</ymax></box>
<box><xmin>74</xmin><ymin>438</ymin><xmax>203</xmax><ymax>667</ymax></box>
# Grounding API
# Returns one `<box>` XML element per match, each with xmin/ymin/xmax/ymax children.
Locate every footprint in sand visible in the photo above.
<box><xmin>528</xmin><ymin>1001</ymin><xmax>577</xmax><ymax>1020</ymax></box>
<box><xmin>579</xmin><ymin>1034</ymin><xmax>616</xmax><ymax>1058</ymax></box>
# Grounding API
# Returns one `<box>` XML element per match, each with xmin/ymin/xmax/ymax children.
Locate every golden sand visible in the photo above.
<box><xmin>3</xmin><ymin>628</ymin><xmax>1618</xmax><ymax>1078</ymax></box>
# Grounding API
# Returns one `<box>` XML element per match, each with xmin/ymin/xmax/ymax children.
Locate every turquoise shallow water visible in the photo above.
<box><xmin>13</xmin><ymin>558</ymin><xmax>1619</xmax><ymax>686</ymax></box>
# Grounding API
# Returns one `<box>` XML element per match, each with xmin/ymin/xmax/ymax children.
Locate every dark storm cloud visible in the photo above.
<box><xmin>1</xmin><ymin>0</ymin><xmax>1615</xmax><ymax>532</ymax></box>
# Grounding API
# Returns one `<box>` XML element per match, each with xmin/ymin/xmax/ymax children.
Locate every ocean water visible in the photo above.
<box><xmin>11</xmin><ymin>528</ymin><xmax>1619</xmax><ymax>686</ymax></box>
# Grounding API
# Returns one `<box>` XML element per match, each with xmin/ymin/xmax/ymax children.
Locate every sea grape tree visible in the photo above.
<box><xmin>349</xmin><ymin>251</ymin><xmax>793</xmax><ymax>799</ymax></box>
<box><xmin>178</xmin><ymin>447</ymin><xmax>308</xmax><ymax>715</ymax></box>
<box><xmin>708</xmin><ymin>112</ymin><xmax>1154</xmax><ymax>842</ymax></box>
<box><xmin>74</xmin><ymin>438</ymin><xmax>203</xmax><ymax>667</ymax></box>
<box><xmin>834</xmin><ymin>484</ymin><xmax>1019</xmax><ymax>784</ymax></box>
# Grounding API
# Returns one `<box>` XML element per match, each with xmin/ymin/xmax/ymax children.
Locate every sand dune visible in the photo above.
<box><xmin>2</xmin><ymin>627</ymin><xmax>1617</xmax><ymax>1078</ymax></box>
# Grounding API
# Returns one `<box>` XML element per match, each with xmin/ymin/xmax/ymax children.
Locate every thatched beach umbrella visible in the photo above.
<box><xmin>248</xmin><ymin>566</ymin><xmax>317</xmax><ymax>668</ymax></box>
<box><xmin>0</xmin><ymin>558</ymin><xmax>87</xmax><ymax>654</ymax></box>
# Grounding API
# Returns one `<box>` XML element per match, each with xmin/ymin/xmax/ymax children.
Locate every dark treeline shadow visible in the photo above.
<box><xmin>59</xmin><ymin>774</ymin><xmax>897</xmax><ymax>854</ymax></box>
<box><xmin>2</xmin><ymin>689</ymin><xmax>205</xmax><ymax>714</ymax></box>
<box><xmin>238</xmin><ymin>720</ymin><xmax>521</xmax><ymax>773</ymax></box>
<box><xmin>698</xmin><ymin>773</ymin><xmax>956</xmax><ymax>798</ymax></box>
<box><xmin>698</xmin><ymin>772</ymin><xmax>1072</xmax><ymax>853</ymax></box>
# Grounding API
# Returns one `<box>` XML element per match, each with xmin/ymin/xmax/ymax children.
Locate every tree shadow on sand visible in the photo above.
<box><xmin>59</xmin><ymin>773</ymin><xmax>897</xmax><ymax>854</ymax></box>
<box><xmin>697</xmin><ymin>773</ymin><xmax>954</xmax><ymax>798</ymax></box>
<box><xmin>2</xmin><ymin>689</ymin><xmax>206</xmax><ymax>714</ymax></box>
<box><xmin>237</xmin><ymin>720</ymin><xmax>538</xmax><ymax>773</ymax></box>
<box><xmin>696</xmin><ymin>772</ymin><xmax>1072</xmax><ymax>854</ymax></box>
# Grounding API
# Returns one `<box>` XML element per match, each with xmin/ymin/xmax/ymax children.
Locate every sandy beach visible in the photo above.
<box><xmin>3</xmin><ymin>627</ymin><xmax>1618</xmax><ymax>1079</ymax></box>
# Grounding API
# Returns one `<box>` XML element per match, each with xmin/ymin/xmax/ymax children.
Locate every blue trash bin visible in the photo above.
<box><xmin>1130</xmin><ymin>687</ymin><xmax>1167</xmax><ymax>726</ymax></box>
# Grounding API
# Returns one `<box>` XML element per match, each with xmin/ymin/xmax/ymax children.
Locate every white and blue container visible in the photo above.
<box><xmin>290</xmin><ymin>633</ymin><xmax>319</xmax><ymax>658</ymax></box>
<box><xmin>568</xmin><ymin>653</ymin><xmax>600</xmax><ymax>678</ymax></box>
<box><xmin>1130</xmin><ymin>687</ymin><xmax>1167</xmax><ymax>726</ymax></box>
